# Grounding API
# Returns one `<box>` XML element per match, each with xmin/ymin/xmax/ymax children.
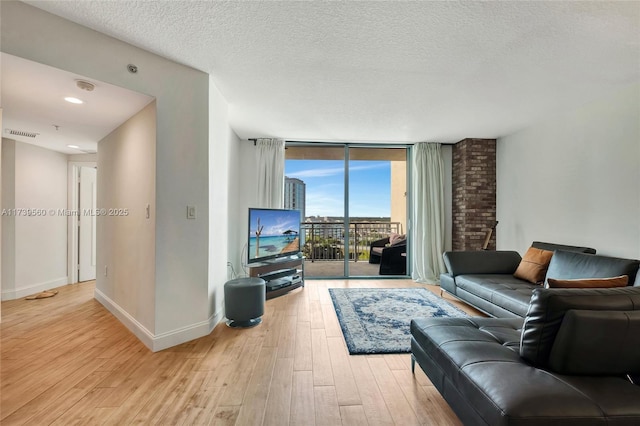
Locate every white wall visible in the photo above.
<box><xmin>1</xmin><ymin>140</ymin><xmax>68</xmax><ymax>300</ymax></box>
<box><xmin>236</xmin><ymin>140</ymin><xmax>260</xmax><ymax>276</ymax></box>
<box><xmin>209</xmin><ymin>78</ymin><xmax>242</xmax><ymax>321</ymax></box>
<box><xmin>497</xmin><ymin>83</ymin><xmax>640</xmax><ymax>259</ymax></box>
<box><xmin>69</xmin><ymin>153</ymin><xmax>97</xmax><ymax>163</ymax></box>
<box><xmin>2</xmin><ymin>1</ymin><xmax>212</xmax><ymax>350</ymax></box>
<box><xmin>97</xmin><ymin>101</ymin><xmax>156</xmax><ymax>335</ymax></box>
<box><xmin>1</xmin><ymin>139</ymin><xmax>16</xmax><ymax>299</ymax></box>
<box><xmin>227</xmin><ymin>138</ymin><xmax>247</xmax><ymax>279</ymax></box>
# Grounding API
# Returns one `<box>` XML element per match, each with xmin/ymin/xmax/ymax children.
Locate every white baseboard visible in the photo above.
<box><xmin>1</xmin><ymin>276</ymin><xmax>69</xmax><ymax>301</ymax></box>
<box><xmin>94</xmin><ymin>288</ymin><xmax>155</xmax><ymax>349</ymax></box>
<box><xmin>152</xmin><ymin>310</ymin><xmax>224</xmax><ymax>352</ymax></box>
<box><xmin>94</xmin><ymin>288</ymin><xmax>224</xmax><ymax>352</ymax></box>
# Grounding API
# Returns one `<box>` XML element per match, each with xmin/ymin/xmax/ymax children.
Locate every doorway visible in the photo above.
<box><xmin>67</xmin><ymin>163</ymin><xmax>98</xmax><ymax>283</ymax></box>
<box><xmin>285</xmin><ymin>143</ymin><xmax>409</xmax><ymax>278</ymax></box>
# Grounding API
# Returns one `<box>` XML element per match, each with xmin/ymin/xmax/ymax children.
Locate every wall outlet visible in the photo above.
<box><xmin>104</xmin><ymin>265</ymin><xmax>108</xmax><ymax>277</ymax></box>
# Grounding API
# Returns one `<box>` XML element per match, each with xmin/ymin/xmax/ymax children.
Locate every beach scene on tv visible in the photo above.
<box><xmin>249</xmin><ymin>209</ymin><xmax>301</xmax><ymax>262</ymax></box>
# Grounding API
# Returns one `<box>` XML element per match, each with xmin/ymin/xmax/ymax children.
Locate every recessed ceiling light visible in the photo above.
<box><xmin>64</xmin><ymin>97</ymin><xmax>84</xmax><ymax>104</ymax></box>
<box><xmin>67</xmin><ymin>145</ymin><xmax>80</xmax><ymax>149</ymax></box>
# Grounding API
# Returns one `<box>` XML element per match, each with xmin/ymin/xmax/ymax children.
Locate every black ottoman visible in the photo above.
<box><xmin>224</xmin><ymin>277</ymin><xmax>265</xmax><ymax>327</ymax></box>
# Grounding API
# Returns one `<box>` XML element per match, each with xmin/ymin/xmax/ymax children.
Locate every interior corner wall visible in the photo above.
<box><xmin>1</xmin><ymin>1</ymin><xmax>210</xmax><ymax>350</ymax></box>
<box><xmin>227</xmin><ymin>138</ymin><xmax>247</xmax><ymax>279</ymax></box>
<box><xmin>497</xmin><ymin>83</ymin><xmax>640</xmax><ymax>259</ymax></box>
<box><xmin>97</xmin><ymin>101</ymin><xmax>156</xmax><ymax>335</ymax></box>
<box><xmin>209</xmin><ymin>78</ymin><xmax>241</xmax><ymax>323</ymax></box>
<box><xmin>1</xmin><ymin>138</ymin><xmax>16</xmax><ymax>299</ymax></box>
<box><xmin>236</xmin><ymin>140</ymin><xmax>260</xmax><ymax>273</ymax></box>
<box><xmin>1</xmin><ymin>140</ymin><xmax>68</xmax><ymax>300</ymax></box>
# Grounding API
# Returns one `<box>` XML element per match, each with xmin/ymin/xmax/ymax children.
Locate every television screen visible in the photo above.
<box><xmin>248</xmin><ymin>208</ymin><xmax>301</xmax><ymax>264</ymax></box>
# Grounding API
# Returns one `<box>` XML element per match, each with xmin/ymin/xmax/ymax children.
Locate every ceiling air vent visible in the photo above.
<box><xmin>5</xmin><ymin>128</ymin><xmax>39</xmax><ymax>138</ymax></box>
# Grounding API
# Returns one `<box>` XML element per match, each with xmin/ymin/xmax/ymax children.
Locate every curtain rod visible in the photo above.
<box><xmin>250</xmin><ymin>139</ymin><xmax>430</xmax><ymax>146</ymax></box>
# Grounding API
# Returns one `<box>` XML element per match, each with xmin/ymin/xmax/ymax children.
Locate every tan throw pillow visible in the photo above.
<box><xmin>513</xmin><ymin>247</ymin><xmax>554</xmax><ymax>284</ymax></box>
<box><xmin>547</xmin><ymin>275</ymin><xmax>629</xmax><ymax>288</ymax></box>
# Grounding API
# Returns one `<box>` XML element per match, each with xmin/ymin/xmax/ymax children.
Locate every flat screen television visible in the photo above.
<box><xmin>248</xmin><ymin>208</ymin><xmax>301</xmax><ymax>264</ymax></box>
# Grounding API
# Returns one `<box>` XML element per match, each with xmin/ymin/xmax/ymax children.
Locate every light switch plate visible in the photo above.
<box><xmin>187</xmin><ymin>205</ymin><xmax>196</xmax><ymax>219</ymax></box>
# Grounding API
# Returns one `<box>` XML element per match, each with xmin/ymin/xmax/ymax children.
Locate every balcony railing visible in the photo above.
<box><xmin>302</xmin><ymin>221</ymin><xmax>403</xmax><ymax>262</ymax></box>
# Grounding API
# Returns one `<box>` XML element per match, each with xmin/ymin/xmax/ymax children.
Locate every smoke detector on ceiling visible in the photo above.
<box><xmin>75</xmin><ymin>79</ymin><xmax>95</xmax><ymax>91</ymax></box>
<box><xmin>5</xmin><ymin>128</ymin><xmax>39</xmax><ymax>138</ymax></box>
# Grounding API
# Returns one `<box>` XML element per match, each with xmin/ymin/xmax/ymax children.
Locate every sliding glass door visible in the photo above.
<box><xmin>285</xmin><ymin>143</ymin><xmax>409</xmax><ymax>278</ymax></box>
<box><xmin>347</xmin><ymin>147</ymin><xmax>408</xmax><ymax>277</ymax></box>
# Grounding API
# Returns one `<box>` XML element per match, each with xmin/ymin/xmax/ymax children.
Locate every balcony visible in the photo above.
<box><xmin>301</xmin><ymin>221</ymin><xmax>404</xmax><ymax>277</ymax></box>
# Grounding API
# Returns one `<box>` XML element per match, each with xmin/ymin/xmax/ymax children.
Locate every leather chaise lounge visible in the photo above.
<box><xmin>411</xmin><ymin>247</ymin><xmax>640</xmax><ymax>425</ymax></box>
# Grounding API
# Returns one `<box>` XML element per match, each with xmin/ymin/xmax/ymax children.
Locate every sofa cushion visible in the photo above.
<box><xmin>520</xmin><ymin>286</ymin><xmax>640</xmax><ymax>367</ymax></box>
<box><xmin>443</xmin><ymin>251</ymin><xmax>522</xmax><ymax>277</ymax></box>
<box><xmin>549</xmin><ymin>309</ymin><xmax>640</xmax><ymax>375</ymax></box>
<box><xmin>547</xmin><ymin>275</ymin><xmax>629</xmax><ymax>288</ymax></box>
<box><xmin>513</xmin><ymin>247</ymin><xmax>554</xmax><ymax>284</ymax></box>
<box><xmin>411</xmin><ymin>318</ymin><xmax>524</xmax><ymax>379</ymax></box>
<box><xmin>545</xmin><ymin>250</ymin><xmax>640</xmax><ymax>286</ymax></box>
<box><xmin>455</xmin><ymin>275</ymin><xmax>537</xmax><ymax>317</ymax></box>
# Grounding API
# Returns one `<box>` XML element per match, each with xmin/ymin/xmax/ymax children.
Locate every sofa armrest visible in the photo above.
<box><xmin>442</xmin><ymin>251</ymin><xmax>522</xmax><ymax>277</ymax></box>
<box><xmin>549</xmin><ymin>309</ymin><xmax>640</xmax><ymax>375</ymax></box>
<box><xmin>369</xmin><ymin>237</ymin><xmax>390</xmax><ymax>264</ymax></box>
<box><xmin>370</xmin><ymin>237</ymin><xmax>390</xmax><ymax>248</ymax></box>
<box><xmin>440</xmin><ymin>274</ymin><xmax>456</xmax><ymax>295</ymax></box>
<box><xmin>381</xmin><ymin>242</ymin><xmax>406</xmax><ymax>260</ymax></box>
<box><xmin>380</xmin><ymin>242</ymin><xmax>407</xmax><ymax>275</ymax></box>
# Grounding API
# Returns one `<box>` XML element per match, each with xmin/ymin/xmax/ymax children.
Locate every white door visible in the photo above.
<box><xmin>79</xmin><ymin>166</ymin><xmax>97</xmax><ymax>281</ymax></box>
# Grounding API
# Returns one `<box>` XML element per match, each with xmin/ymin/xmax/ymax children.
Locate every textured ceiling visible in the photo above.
<box><xmin>25</xmin><ymin>1</ymin><xmax>640</xmax><ymax>143</ymax></box>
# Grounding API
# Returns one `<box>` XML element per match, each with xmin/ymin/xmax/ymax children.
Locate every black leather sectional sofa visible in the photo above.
<box><xmin>411</xmin><ymin>244</ymin><xmax>640</xmax><ymax>425</ymax></box>
<box><xmin>439</xmin><ymin>241</ymin><xmax>599</xmax><ymax>317</ymax></box>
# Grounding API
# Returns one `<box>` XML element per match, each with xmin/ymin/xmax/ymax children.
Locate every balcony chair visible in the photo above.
<box><xmin>369</xmin><ymin>234</ymin><xmax>407</xmax><ymax>275</ymax></box>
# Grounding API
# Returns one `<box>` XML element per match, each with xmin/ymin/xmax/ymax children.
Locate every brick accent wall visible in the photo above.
<box><xmin>452</xmin><ymin>138</ymin><xmax>497</xmax><ymax>251</ymax></box>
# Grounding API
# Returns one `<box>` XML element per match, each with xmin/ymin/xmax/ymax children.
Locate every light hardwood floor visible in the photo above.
<box><xmin>1</xmin><ymin>279</ymin><xmax>482</xmax><ymax>425</ymax></box>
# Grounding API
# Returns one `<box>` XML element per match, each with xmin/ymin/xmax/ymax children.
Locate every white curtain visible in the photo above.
<box><xmin>411</xmin><ymin>142</ymin><xmax>446</xmax><ymax>283</ymax></box>
<box><xmin>255</xmin><ymin>138</ymin><xmax>285</xmax><ymax>208</ymax></box>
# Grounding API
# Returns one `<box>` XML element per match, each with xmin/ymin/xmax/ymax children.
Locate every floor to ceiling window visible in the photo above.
<box><xmin>285</xmin><ymin>143</ymin><xmax>409</xmax><ymax>278</ymax></box>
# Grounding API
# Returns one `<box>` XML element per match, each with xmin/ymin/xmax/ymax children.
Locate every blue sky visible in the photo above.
<box><xmin>285</xmin><ymin>160</ymin><xmax>391</xmax><ymax>217</ymax></box>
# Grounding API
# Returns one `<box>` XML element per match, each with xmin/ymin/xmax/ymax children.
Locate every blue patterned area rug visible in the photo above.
<box><xmin>329</xmin><ymin>287</ymin><xmax>468</xmax><ymax>355</ymax></box>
